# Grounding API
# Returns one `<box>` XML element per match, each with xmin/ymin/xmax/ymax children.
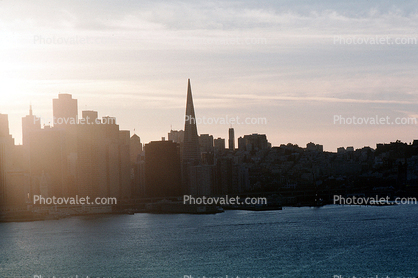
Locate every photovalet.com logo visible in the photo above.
<box><xmin>185</xmin><ymin>115</ymin><xmax>267</xmax><ymax>125</ymax></box>
<box><xmin>333</xmin><ymin>115</ymin><xmax>418</xmax><ymax>125</ymax></box>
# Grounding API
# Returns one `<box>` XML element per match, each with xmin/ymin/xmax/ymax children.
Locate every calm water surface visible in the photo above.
<box><xmin>1</xmin><ymin>205</ymin><xmax>417</xmax><ymax>278</ymax></box>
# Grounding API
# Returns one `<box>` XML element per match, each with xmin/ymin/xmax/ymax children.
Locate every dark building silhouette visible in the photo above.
<box><xmin>0</xmin><ymin>114</ymin><xmax>14</xmax><ymax>207</ymax></box>
<box><xmin>130</xmin><ymin>134</ymin><xmax>144</xmax><ymax>198</ymax></box>
<box><xmin>188</xmin><ymin>164</ymin><xmax>215</xmax><ymax>196</ymax></box>
<box><xmin>238</xmin><ymin>136</ymin><xmax>246</xmax><ymax>151</ymax></box>
<box><xmin>77</xmin><ymin>113</ymin><xmax>131</xmax><ymax>199</ymax></box>
<box><xmin>145</xmin><ymin>140</ymin><xmax>182</xmax><ymax>197</ymax></box>
<box><xmin>131</xmin><ymin>136</ymin><xmax>145</xmax><ymax>198</ymax></box>
<box><xmin>181</xmin><ymin>79</ymin><xmax>202</xmax><ymax>195</ymax></box>
<box><xmin>214</xmin><ymin>137</ymin><xmax>225</xmax><ymax>152</ymax></box>
<box><xmin>229</xmin><ymin>128</ymin><xmax>235</xmax><ymax>150</ymax></box>
<box><xmin>119</xmin><ymin>130</ymin><xmax>131</xmax><ymax>199</ymax></box>
<box><xmin>306</xmin><ymin>142</ymin><xmax>323</xmax><ymax>152</ymax></box>
<box><xmin>239</xmin><ymin>134</ymin><xmax>269</xmax><ymax>151</ymax></box>
<box><xmin>182</xmin><ymin>79</ymin><xmax>200</xmax><ymax>163</ymax></box>
<box><xmin>168</xmin><ymin>129</ymin><xmax>184</xmax><ymax>144</ymax></box>
<box><xmin>199</xmin><ymin>134</ymin><xmax>214</xmax><ymax>153</ymax></box>
<box><xmin>130</xmin><ymin>134</ymin><xmax>142</xmax><ymax>164</ymax></box>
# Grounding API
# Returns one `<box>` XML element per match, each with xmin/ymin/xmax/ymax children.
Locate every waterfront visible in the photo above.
<box><xmin>1</xmin><ymin>205</ymin><xmax>417</xmax><ymax>277</ymax></box>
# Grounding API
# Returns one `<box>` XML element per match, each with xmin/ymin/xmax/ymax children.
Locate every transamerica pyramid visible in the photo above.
<box><xmin>182</xmin><ymin>79</ymin><xmax>201</xmax><ymax>162</ymax></box>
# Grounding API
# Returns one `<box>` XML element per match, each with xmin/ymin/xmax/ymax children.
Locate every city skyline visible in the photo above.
<box><xmin>2</xmin><ymin>1</ymin><xmax>418</xmax><ymax>277</ymax></box>
<box><xmin>1</xmin><ymin>87</ymin><xmax>417</xmax><ymax>152</ymax></box>
<box><xmin>1</xmin><ymin>0</ymin><xmax>418</xmax><ymax>151</ymax></box>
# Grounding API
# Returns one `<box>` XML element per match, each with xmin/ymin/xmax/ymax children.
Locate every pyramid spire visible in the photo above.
<box><xmin>183</xmin><ymin>79</ymin><xmax>200</xmax><ymax>162</ymax></box>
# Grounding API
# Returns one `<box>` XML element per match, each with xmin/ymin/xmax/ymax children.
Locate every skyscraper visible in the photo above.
<box><xmin>22</xmin><ymin>105</ymin><xmax>41</xmax><ymax>147</ymax></box>
<box><xmin>0</xmin><ymin>114</ymin><xmax>13</xmax><ymax>207</ymax></box>
<box><xmin>0</xmin><ymin>113</ymin><xmax>10</xmax><ymax>138</ymax></box>
<box><xmin>182</xmin><ymin>79</ymin><xmax>200</xmax><ymax>162</ymax></box>
<box><xmin>29</xmin><ymin>126</ymin><xmax>67</xmax><ymax>197</ymax></box>
<box><xmin>199</xmin><ymin>134</ymin><xmax>214</xmax><ymax>153</ymax></box>
<box><xmin>1</xmin><ymin>114</ymin><xmax>29</xmax><ymax>208</ymax></box>
<box><xmin>168</xmin><ymin>129</ymin><xmax>184</xmax><ymax>144</ymax></box>
<box><xmin>53</xmin><ymin>93</ymin><xmax>78</xmax><ymax>127</ymax></box>
<box><xmin>214</xmin><ymin>137</ymin><xmax>225</xmax><ymax>152</ymax></box>
<box><xmin>228</xmin><ymin>127</ymin><xmax>235</xmax><ymax>150</ymax></box>
<box><xmin>53</xmin><ymin>93</ymin><xmax>78</xmax><ymax>154</ymax></box>
<box><xmin>76</xmin><ymin>113</ymin><xmax>130</xmax><ymax>199</ymax></box>
<box><xmin>130</xmin><ymin>134</ymin><xmax>142</xmax><ymax>164</ymax></box>
<box><xmin>145</xmin><ymin>140</ymin><xmax>182</xmax><ymax>197</ymax></box>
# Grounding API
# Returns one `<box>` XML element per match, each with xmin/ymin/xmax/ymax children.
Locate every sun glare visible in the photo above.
<box><xmin>0</xmin><ymin>77</ymin><xmax>27</xmax><ymax>107</ymax></box>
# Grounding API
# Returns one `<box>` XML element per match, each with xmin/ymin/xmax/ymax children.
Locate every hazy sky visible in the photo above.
<box><xmin>1</xmin><ymin>0</ymin><xmax>417</xmax><ymax>151</ymax></box>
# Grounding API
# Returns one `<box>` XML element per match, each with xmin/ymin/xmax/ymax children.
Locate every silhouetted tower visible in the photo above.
<box><xmin>182</xmin><ymin>79</ymin><xmax>200</xmax><ymax>162</ymax></box>
<box><xmin>53</xmin><ymin>93</ymin><xmax>78</xmax><ymax>154</ymax></box>
<box><xmin>22</xmin><ymin>105</ymin><xmax>41</xmax><ymax>147</ymax></box>
<box><xmin>53</xmin><ymin>94</ymin><xmax>78</xmax><ymax>127</ymax></box>
<box><xmin>228</xmin><ymin>127</ymin><xmax>235</xmax><ymax>150</ymax></box>
<box><xmin>145</xmin><ymin>140</ymin><xmax>182</xmax><ymax>197</ymax></box>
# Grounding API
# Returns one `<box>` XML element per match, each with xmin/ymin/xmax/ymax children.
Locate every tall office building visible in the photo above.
<box><xmin>53</xmin><ymin>93</ymin><xmax>78</xmax><ymax>154</ymax></box>
<box><xmin>238</xmin><ymin>136</ymin><xmax>246</xmax><ymax>151</ymax></box>
<box><xmin>168</xmin><ymin>129</ymin><xmax>184</xmax><ymax>144</ymax></box>
<box><xmin>145</xmin><ymin>140</ymin><xmax>182</xmax><ymax>197</ymax></box>
<box><xmin>199</xmin><ymin>134</ymin><xmax>214</xmax><ymax>153</ymax></box>
<box><xmin>22</xmin><ymin>105</ymin><xmax>41</xmax><ymax>147</ymax></box>
<box><xmin>0</xmin><ymin>114</ymin><xmax>12</xmax><ymax>207</ymax></box>
<box><xmin>228</xmin><ymin>128</ymin><xmax>235</xmax><ymax>150</ymax></box>
<box><xmin>76</xmin><ymin>113</ymin><xmax>130</xmax><ymax>199</ymax></box>
<box><xmin>53</xmin><ymin>93</ymin><xmax>78</xmax><ymax>126</ymax></box>
<box><xmin>0</xmin><ymin>114</ymin><xmax>29</xmax><ymax>208</ymax></box>
<box><xmin>241</xmin><ymin>134</ymin><xmax>269</xmax><ymax>151</ymax></box>
<box><xmin>29</xmin><ymin>126</ymin><xmax>67</xmax><ymax>197</ymax></box>
<box><xmin>76</xmin><ymin>111</ymin><xmax>105</xmax><ymax>198</ymax></box>
<box><xmin>214</xmin><ymin>137</ymin><xmax>225</xmax><ymax>152</ymax></box>
<box><xmin>0</xmin><ymin>114</ymin><xmax>11</xmax><ymax>138</ymax></box>
<box><xmin>130</xmin><ymin>134</ymin><xmax>142</xmax><ymax>164</ymax></box>
<box><xmin>81</xmin><ymin>110</ymin><xmax>98</xmax><ymax>124</ymax></box>
<box><xmin>182</xmin><ymin>79</ymin><xmax>200</xmax><ymax>162</ymax></box>
<box><xmin>21</xmin><ymin>106</ymin><xmax>42</xmax><ymax>199</ymax></box>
